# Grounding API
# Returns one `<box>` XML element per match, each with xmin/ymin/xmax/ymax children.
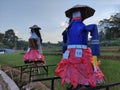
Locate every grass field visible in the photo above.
<box><xmin>101</xmin><ymin>52</ymin><xmax>120</xmax><ymax>56</ymax></box>
<box><xmin>0</xmin><ymin>47</ymin><xmax>120</xmax><ymax>90</ymax></box>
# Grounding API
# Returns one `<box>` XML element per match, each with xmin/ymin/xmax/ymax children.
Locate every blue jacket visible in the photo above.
<box><xmin>67</xmin><ymin>20</ymin><xmax>100</xmax><ymax>56</ymax></box>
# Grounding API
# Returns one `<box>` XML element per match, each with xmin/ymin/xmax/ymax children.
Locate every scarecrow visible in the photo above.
<box><xmin>24</xmin><ymin>25</ymin><xmax>45</xmax><ymax>65</ymax></box>
<box><xmin>55</xmin><ymin>5</ymin><xmax>104</xmax><ymax>89</ymax></box>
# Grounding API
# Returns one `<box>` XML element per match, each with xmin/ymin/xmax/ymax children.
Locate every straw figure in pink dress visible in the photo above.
<box><xmin>24</xmin><ymin>25</ymin><xmax>45</xmax><ymax>66</ymax></box>
<box><xmin>55</xmin><ymin>5</ymin><xmax>104</xmax><ymax>89</ymax></box>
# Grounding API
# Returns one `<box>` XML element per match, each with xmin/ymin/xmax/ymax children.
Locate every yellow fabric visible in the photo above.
<box><xmin>92</xmin><ymin>56</ymin><xmax>97</xmax><ymax>66</ymax></box>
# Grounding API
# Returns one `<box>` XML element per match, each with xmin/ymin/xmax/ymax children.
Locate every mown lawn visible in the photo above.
<box><xmin>0</xmin><ymin>50</ymin><xmax>120</xmax><ymax>90</ymax></box>
<box><xmin>100</xmin><ymin>60</ymin><xmax>120</xmax><ymax>83</ymax></box>
<box><xmin>101</xmin><ymin>52</ymin><xmax>120</xmax><ymax>56</ymax></box>
<box><xmin>0</xmin><ymin>51</ymin><xmax>24</xmax><ymax>66</ymax></box>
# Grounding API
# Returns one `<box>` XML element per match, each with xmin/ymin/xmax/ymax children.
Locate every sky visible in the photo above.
<box><xmin>0</xmin><ymin>0</ymin><xmax>120</xmax><ymax>43</ymax></box>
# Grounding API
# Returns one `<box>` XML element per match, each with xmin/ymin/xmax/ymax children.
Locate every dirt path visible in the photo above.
<box><xmin>1</xmin><ymin>65</ymin><xmax>50</xmax><ymax>90</ymax></box>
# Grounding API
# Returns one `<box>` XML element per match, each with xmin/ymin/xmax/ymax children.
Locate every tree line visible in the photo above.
<box><xmin>0</xmin><ymin>29</ymin><xmax>61</xmax><ymax>50</ymax></box>
<box><xmin>98</xmin><ymin>12</ymin><xmax>120</xmax><ymax>46</ymax></box>
<box><xmin>98</xmin><ymin>12</ymin><xmax>120</xmax><ymax>41</ymax></box>
<box><xmin>0</xmin><ymin>29</ymin><xmax>28</xmax><ymax>50</ymax></box>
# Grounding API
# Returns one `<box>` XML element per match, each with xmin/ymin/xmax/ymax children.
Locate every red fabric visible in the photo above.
<box><xmin>72</xmin><ymin>16</ymin><xmax>81</xmax><ymax>20</ymax></box>
<box><xmin>24</xmin><ymin>49</ymin><xmax>45</xmax><ymax>63</ymax></box>
<box><xmin>55</xmin><ymin>48</ymin><xmax>104</xmax><ymax>89</ymax></box>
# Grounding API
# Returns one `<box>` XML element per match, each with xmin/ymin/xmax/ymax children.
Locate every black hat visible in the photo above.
<box><xmin>65</xmin><ymin>5</ymin><xmax>95</xmax><ymax>20</ymax></box>
<box><xmin>30</xmin><ymin>25</ymin><xmax>41</xmax><ymax>30</ymax></box>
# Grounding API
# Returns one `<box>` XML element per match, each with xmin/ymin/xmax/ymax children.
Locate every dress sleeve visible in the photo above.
<box><xmin>85</xmin><ymin>24</ymin><xmax>100</xmax><ymax>56</ymax></box>
<box><xmin>62</xmin><ymin>30</ymin><xmax>68</xmax><ymax>53</ymax></box>
<box><xmin>37</xmin><ymin>38</ymin><xmax>43</xmax><ymax>54</ymax></box>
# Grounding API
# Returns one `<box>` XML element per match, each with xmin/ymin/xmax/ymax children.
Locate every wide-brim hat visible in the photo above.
<box><xmin>65</xmin><ymin>5</ymin><xmax>95</xmax><ymax>20</ymax></box>
<box><xmin>29</xmin><ymin>25</ymin><xmax>41</xmax><ymax>30</ymax></box>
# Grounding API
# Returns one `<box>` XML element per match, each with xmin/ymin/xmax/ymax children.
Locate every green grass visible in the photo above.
<box><xmin>100</xmin><ymin>60</ymin><xmax>120</xmax><ymax>90</ymax></box>
<box><xmin>101</xmin><ymin>52</ymin><xmax>120</xmax><ymax>56</ymax></box>
<box><xmin>0</xmin><ymin>51</ymin><xmax>24</xmax><ymax>66</ymax></box>
<box><xmin>101</xmin><ymin>46</ymin><xmax>120</xmax><ymax>49</ymax></box>
<box><xmin>0</xmin><ymin>50</ymin><xmax>120</xmax><ymax>90</ymax></box>
<box><xmin>100</xmin><ymin>60</ymin><xmax>120</xmax><ymax>83</ymax></box>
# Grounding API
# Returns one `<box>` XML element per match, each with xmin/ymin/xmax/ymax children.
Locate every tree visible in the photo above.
<box><xmin>4</xmin><ymin>29</ymin><xmax>18</xmax><ymax>48</ymax></box>
<box><xmin>98</xmin><ymin>12</ymin><xmax>120</xmax><ymax>40</ymax></box>
<box><xmin>99</xmin><ymin>31</ymin><xmax>105</xmax><ymax>41</ymax></box>
<box><xmin>17</xmin><ymin>40</ymin><xmax>28</xmax><ymax>50</ymax></box>
<box><xmin>0</xmin><ymin>33</ymin><xmax>5</xmax><ymax>48</ymax></box>
<box><xmin>0</xmin><ymin>33</ymin><xmax>4</xmax><ymax>43</ymax></box>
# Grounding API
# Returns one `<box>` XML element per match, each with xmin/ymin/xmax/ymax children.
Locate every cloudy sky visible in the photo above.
<box><xmin>0</xmin><ymin>0</ymin><xmax>120</xmax><ymax>43</ymax></box>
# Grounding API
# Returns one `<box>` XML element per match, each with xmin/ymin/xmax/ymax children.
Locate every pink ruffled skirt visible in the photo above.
<box><xmin>55</xmin><ymin>48</ymin><xmax>104</xmax><ymax>88</ymax></box>
<box><xmin>24</xmin><ymin>49</ymin><xmax>45</xmax><ymax>64</ymax></box>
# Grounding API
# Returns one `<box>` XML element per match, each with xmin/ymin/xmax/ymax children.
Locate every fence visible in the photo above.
<box><xmin>15</xmin><ymin>64</ymin><xmax>120</xmax><ymax>90</ymax></box>
<box><xmin>32</xmin><ymin>76</ymin><xmax>120</xmax><ymax>90</ymax></box>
